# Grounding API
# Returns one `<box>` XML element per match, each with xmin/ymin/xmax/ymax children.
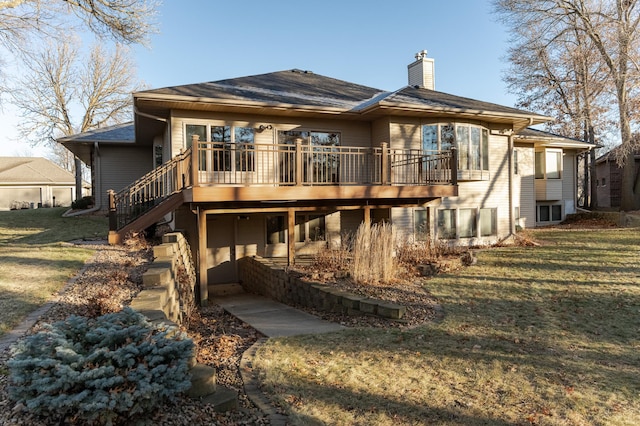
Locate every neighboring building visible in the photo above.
<box><xmin>59</xmin><ymin>51</ymin><xmax>594</xmax><ymax>304</ymax></box>
<box><xmin>595</xmin><ymin>147</ymin><xmax>640</xmax><ymax>209</ymax></box>
<box><xmin>0</xmin><ymin>157</ymin><xmax>76</xmax><ymax>210</ymax></box>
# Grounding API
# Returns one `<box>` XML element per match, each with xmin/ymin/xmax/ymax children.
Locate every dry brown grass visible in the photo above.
<box><xmin>254</xmin><ymin>228</ymin><xmax>640</xmax><ymax>425</ymax></box>
<box><xmin>352</xmin><ymin>222</ymin><xmax>396</xmax><ymax>284</ymax></box>
<box><xmin>0</xmin><ymin>208</ymin><xmax>107</xmax><ymax>335</ymax></box>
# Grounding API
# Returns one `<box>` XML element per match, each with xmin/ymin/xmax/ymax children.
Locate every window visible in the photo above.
<box><xmin>437</xmin><ymin>209</ymin><xmax>456</xmax><ymax>239</ymax></box>
<box><xmin>535</xmin><ymin>149</ymin><xmax>562</xmax><ymax>179</ymax></box>
<box><xmin>459</xmin><ymin>208</ymin><xmax>477</xmax><ymax>238</ymax></box>
<box><xmin>537</xmin><ymin>204</ymin><xmax>562</xmax><ymax>222</ymax></box>
<box><xmin>295</xmin><ymin>214</ymin><xmax>326</xmax><ymax>242</ymax></box>
<box><xmin>422</xmin><ymin>123</ymin><xmax>489</xmax><ymax>173</ymax></box>
<box><xmin>513</xmin><ymin>150</ymin><xmax>518</xmax><ymax>175</ymax></box>
<box><xmin>154</xmin><ymin>145</ymin><xmax>163</xmax><ymax>168</ymax></box>
<box><xmin>414</xmin><ymin>209</ymin><xmax>429</xmax><ymax>241</ymax></box>
<box><xmin>266</xmin><ymin>215</ymin><xmax>286</xmax><ymax>244</ymax></box>
<box><xmin>278</xmin><ymin>130</ymin><xmax>341</xmax><ymax>183</ymax></box>
<box><xmin>602</xmin><ymin>177</ymin><xmax>606</xmax><ymax>186</ymax></box>
<box><xmin>480</xmin><ymin>208</ymin><xmax>497</xmax><ymax>236</ymax></box>
<box><xmin>235</xmin><ymin>127</ymin><xmax>255</xmax><ymax>171</ymax></box>
<box><xmin>185</xmin><ymin>124</ymin><xmax>255</xmax><ymax>172</ymax></box>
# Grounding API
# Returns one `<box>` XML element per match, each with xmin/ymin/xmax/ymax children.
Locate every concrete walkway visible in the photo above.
<box><xmin>212</xmin><ymin>293</ymin><xmax>345</xmax><ymax>337</ymax></box>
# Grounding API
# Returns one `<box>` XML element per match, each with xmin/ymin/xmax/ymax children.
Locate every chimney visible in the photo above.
<box><xmin>408</xmin><ymin>50</ymin><xmax>435</xmax><ymax>90</ymax></box>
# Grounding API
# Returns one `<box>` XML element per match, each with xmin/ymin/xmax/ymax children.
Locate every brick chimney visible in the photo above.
<box><xmin>407</xmin><ymin>50</ymin><xmax>435</xmax><ymax>90</ymax></box>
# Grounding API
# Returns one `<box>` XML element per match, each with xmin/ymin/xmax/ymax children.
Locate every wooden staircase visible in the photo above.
<box><xmin>108</xmin><ymin>149</ymin><xmax>192</xmax><ymax>245</ymax></box>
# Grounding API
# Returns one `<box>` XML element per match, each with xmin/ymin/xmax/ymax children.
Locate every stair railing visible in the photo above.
<box><xmin>109</xmin><ymin>148</ymin><xmax>192</xmax><ymax>231</ymax></box>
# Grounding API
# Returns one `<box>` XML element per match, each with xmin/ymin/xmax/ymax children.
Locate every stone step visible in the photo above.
<box><xmin>199</xmin><ymin>386</ymin><xmax>238</xmax><ymax>412</ymax></box>
<box><xmin>187</xmin><ymin>363</ymin><xmax>217</xmax><ymax>398</ymax></box>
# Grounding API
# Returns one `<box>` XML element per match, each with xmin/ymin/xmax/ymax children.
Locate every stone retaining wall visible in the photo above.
<box><xmin>128</xmin><ymin>232</ymin><xmax>237</xmax><ymax>411</ymax></box>
<box><xmin>240</xmin><ymin>256</ymin><xmax>406</xmax><ymax>320</ymax></box>
<box><xmin>130</xmin><ymin>231</ymin><xmax>195</xmax><ymax>325</ymax></box>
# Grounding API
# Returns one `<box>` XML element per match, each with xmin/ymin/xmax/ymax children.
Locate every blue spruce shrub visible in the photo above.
<box><xmin>8</xmin><ymin>308</ymin><xmax>194</xmax><ymax>425</ymax></box>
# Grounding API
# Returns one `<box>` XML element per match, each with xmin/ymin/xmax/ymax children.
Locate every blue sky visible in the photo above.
<box><xmin>0</xmin><ymin>0</ymin><xmax>517</xmax><ymax>156</ymax></box>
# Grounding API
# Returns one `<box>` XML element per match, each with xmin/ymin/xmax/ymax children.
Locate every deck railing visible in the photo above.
<box><xmin>109</xmin><ymin>148</ymin><xmax>192</xmax><ymax>231</ymax></box>
<box><xmin>191</xmin><ymin>140</ymin><xmax>457</xmax><ymax>187</ymax></box>
<box><xmin>109</xmin><ymin>141</ymin><xmax>456</xmax><ymax>232</ymax></box>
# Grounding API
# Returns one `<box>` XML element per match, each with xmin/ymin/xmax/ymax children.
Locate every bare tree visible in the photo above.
<box><xmin>495</xmin><ymin>0</ymin><xmax>640</xmax><ymax>210</ymax></box>
<box><xmin>11</xmin><ymin>39</ymin><xmax>142</xmax><ymax>197</ymax></box>
<box><xmin>0</xmin><ymin>0</ymin><xmax>158</xmax><ymax>47</ymax></box>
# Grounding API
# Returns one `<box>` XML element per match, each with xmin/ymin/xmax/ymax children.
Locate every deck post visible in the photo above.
<box><xmin>191</xmin><ymin>135</ymin><xmax>199</xmax><ymax>187</ymax></box>
<box><xmin>198</xmin><ymin>207</ymin><xmax>208</xmax><ymax>306</ymax></box>
<box><xmin>287</xmin><ymin>208</ymin><xmax>295</xmax><ymax>266</ymax></box>
<box><xmin>450</xmin><ymin>146</ymin><xmax>458</xmax><ymax>186</ymax></box>
<box><xmin>381</xmin><ymin>142</ymin><xmax>389</xmax><ymax>184</ymax></box>
<box><xmin>363</xmin><ymin>206</ymin><xmax>371</xmax><ymax>228</ymax></box>
<box><xmin>108</xmin><ymin>189</ymin><xmax>117</xmax><ymax>231</ymax></box>
<box><xmin>295</xmin><ymin>140</ymin><xmax>303</xmax><ymax>185</ymax></box>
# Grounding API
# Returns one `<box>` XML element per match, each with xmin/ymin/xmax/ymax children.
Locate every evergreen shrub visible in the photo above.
<box><xmin>7</xmin><ymin>308</ymin><xmax>194</xmax><ymax>425</ymax></box>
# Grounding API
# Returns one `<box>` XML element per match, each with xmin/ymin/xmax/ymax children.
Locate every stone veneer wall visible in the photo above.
<box><xmin>239</xmin><ymin>256</ymin><xmax>406</xmax><ymax>320</ymax></box>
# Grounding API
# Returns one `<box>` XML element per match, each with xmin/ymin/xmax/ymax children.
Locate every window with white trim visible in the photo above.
<box><xmin>537</xmin><ymin>204</ymin><xmax>562</xmax><ymax>222</ymax></box>
<box><xmin>437</xmin><ymin>207</ymin><xmax>498</xmax><ymax>239</ymax></box>
<box><xmin>422</xmin><ymin>123</ymin><xmax>490</xmax><ymax>176</ymax></box>
<box><xmin>535</xmin><ymin>149</ymin><xmax>562</xmax><ymax>179</ymax></box>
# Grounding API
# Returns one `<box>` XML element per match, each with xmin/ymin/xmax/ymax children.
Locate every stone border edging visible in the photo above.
<box><xmin>240</xmin><ymin>338</ymin><xmax>289</xmax><ymax>426</ymax></box>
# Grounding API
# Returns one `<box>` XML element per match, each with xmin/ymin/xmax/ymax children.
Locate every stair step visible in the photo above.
<box><xmin>187</xmin><ymin>363</ymin><xmax>217</xmax><ymax>398</ymax></box>
<box><xmin>200</xmin><ymin>386</ymin><xmax>238</xmax><ymax>412</ymax></box>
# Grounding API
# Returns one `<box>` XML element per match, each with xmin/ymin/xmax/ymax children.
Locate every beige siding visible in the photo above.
<box><xmin>391</xmin><ymin>207</ymin><xmax>414</xmax><ymax>242</ymax></box>
<box><xmin>170</xmin><ymin>110</ymin><xmax>373</xmax><ymax>157</ymax></box>
<box><xmin>371</xmin><ymin>118</ymin><xmax>391</xmax><ymax>147</ymax></box>
<box><xmin>388</xmin><ymin>119</ymin><xmax>422</xmax><ymax>150</ymax></box>
<box><xmin>516</xmin><ymin>145</ymin><xmax>536</xmax><ymax>229</ymax></box>
<box><xmin>98</xmin><ymin>146</ymin><xmax>153</xmax><ymax>209</ymax></box>
<box><xmin>437</xmin><ymin>133</ymin><xmax>511</xmax><ymax>244</ymax></box>
<box><xmin>562</xmin><ymin>152</ymin><xmax>577</xmax><ymax>216</ymax></box>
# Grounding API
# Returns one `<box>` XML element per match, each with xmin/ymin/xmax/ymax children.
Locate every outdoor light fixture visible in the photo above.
<box><xmin>257</xmin><ymin>124</ymin><xmax>273</xmax><ymax>132</ymax></box>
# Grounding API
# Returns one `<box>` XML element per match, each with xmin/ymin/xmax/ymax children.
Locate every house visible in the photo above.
<box><xmin>59</xmin><ymin>51</ymin><xmax>593</xmax><ymax>305</ymax></box>
<box><xmin>0</xmin><ymin>157</ymin><xmax>77</xmax><ymax>210</ymax></box>
<box><xmin>513</xmin><ymin>128</ymin><xmax>592</xmax><ymax>225</ymax></box>
<box><xmin>595</xmin><ymin>146</ymin><xmax>640</xmax><ymax>209</ymax></box>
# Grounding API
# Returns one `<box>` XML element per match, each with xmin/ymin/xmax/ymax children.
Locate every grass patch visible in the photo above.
<box><xmin>253</xmin><ymin>229</ymin><xmax>640</xmax><ymax>425</ymax></box>
<box><xmin>0</xmin><ymin>208</ymin><xmax>107</xmax><ymax>335</ymax></box>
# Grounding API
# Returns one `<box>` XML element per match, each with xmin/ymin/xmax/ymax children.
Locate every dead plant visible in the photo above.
<box><xmin>352</xmin><ymin>222</ymin><xmax>396</xmax><ymax>284</ymax></box>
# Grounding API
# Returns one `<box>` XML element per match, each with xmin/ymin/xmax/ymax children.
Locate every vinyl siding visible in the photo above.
<box><xmin>98</xmin><ymin>146</ymin><xmax>153</xmax><ymax>210</ymax></box>
<box><xmin>516</xmin><ymin>145</ymin><xmax>535</xmax><ymax>229</ymax></box>
<box><xmin>562</xmin><ymin>152</ymin><xmax>577</xmax><ymax>216</ymax></box>
<box><xmin>169</xmin><ymin>110</ymin><xmax>372</xmax><ymax>157</ymax></box>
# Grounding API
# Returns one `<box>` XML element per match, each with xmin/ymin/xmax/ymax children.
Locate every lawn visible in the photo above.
<box><xmin>0</xmin><ymin>208</ymin><xmax>108</xmax><ymax>335</ymax></box>
<box><xmin>253</xmin><ymin>228</ymin><xmax>640</xmax><ymax>425</ymax></box>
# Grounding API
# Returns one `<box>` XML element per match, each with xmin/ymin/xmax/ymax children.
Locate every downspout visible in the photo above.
<box><xmin>63</xmin><ymin>142</ymin><xmax>102</xmax><ymax>217</ymax></box>
<box><xmin>508</xmin><ymin>133</ymin><xmax>515</xmax><ymax>237</ymax></box>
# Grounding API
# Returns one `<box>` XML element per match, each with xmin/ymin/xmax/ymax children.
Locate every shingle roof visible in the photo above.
<box><xmin>57</xmin><ymin>122</ymin><xmax>135</xmax><ymax>144</ymax></box>
<box><xmin>136</xmin><ymin>70</ymin><xmax>549</xmax><ymax>121</ymax></box>
<box><xmin>0</xmin><ymin>157</ymin><xmax>75</xmax><ymax>184</ymax></box>
<box><xmin>137</xmin><ymin>70</ymin><xmax>384</xmax><ymax>110</ymax></box>
<box><xmin>515</xmin><ymin>127</ymin><xmax>595</xmax><ymax>149</ymax></box>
